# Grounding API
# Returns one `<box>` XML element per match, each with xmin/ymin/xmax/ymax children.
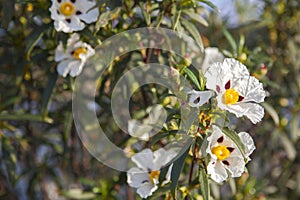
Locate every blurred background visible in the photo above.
<box><xmin>0</xmin><ymin>0</ymin><xmax>299</xmax><ymax>199</ymax></box>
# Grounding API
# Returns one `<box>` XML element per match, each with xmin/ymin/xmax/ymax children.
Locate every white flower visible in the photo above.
<box><xmin>201</xmin><ymin>47</ymin><xmax>224</xmax><ymax>73</ymax></box>
<box><xmin>127</xmin><ymin>148</ymin><xmax>176</xmax><ymax>198</ymax></box>
<box><xmin>187</xmin><ymin>90</ymin><xmax>213</xmax><ymax>107</ymax></box>
<box><xmin>205</xmin><ymin>58</ymin><xmax>266</xmax><ymax>124</ymax></box>
<box><xmin>206</xmin><ymin>125</ymin><xmax>255</xmax><ymax>183</ymax></box>
<box><xmin>55</xmin><ymin>33</ymin><xmax>95</xmax><ymax>77</ymax></box>
<box><xmin>128</xmin><ymin>105</ymin><xmax>167</xmax><ymax>141</ymax></box>
<box><xmin>49</xmin><ymin>0</ymin><xmax>99</xmax><ymax>33</ymax></box>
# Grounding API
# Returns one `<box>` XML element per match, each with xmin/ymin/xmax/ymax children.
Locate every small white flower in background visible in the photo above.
<box><xmin>127</xmin><ymin>148</ymin><xmax>176</xmax><ymax>198</ymax></box>
<box><xmin>205</xmin><ymin>58</ymin><xmax>266</xmax><ymax>124</ymax></box>
<box><xmin>201</xmin><ymin>47</ymin><xmax>224</xmax><ymax>73</ymax></box>
<box><xmin>206</xmin><ymin>125</ymin><xmax>255</xmax><ymax>183</ymax></box>
<box><xmin>55</xmin><ymin>33</ymin><xmax>95</xmax><ymax>77</ymax></box>
<box><xmin>128</xmin><ymin>105</ymin><xmax>167</xmax><ymax>141</ymax></box>
<box><xmin>187</xmin><ymin>90</ymin><xmax>213</xmax><ymax>107</ymax></box>
<box><xmin>49</xmin><ymin>0</ymin><xmax>99</xmax><ymax>33</ymax></box>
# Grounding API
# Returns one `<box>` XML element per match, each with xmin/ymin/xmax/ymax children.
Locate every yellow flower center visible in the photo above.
<box><xmin>222</xmin><ymin>89</ymin><xmax>239</xmax><ymax>104</ymax></box>
<box><xmin>73</xmin><ymin>47</ymin><xmax>87</xmax><ymax>60</ymax></box>
<box><xmin>149</xmin><ymin>170</ymin><xmax>160</xmax><ymax>184</ymax></box>
<box><xmin>211</xmin><ymin>145</ymin><xmax>230</xmax><ymax>160</ymax></box>
<box><xmin>60</xmin><ymin>2</ymin><xmax>75</xmax><ymax>16</ymax></box>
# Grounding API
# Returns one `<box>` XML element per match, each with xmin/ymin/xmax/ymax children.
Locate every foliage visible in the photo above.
<box><xmin>0</xmin><ymin>0</ymin><xmax>300</xmax><ymax>199</ymax></box>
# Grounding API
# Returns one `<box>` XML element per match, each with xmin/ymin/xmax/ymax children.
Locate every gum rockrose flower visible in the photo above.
<box><xmin>49</xmin><ymin>0</ymin><xmax>99</xmax><ymax>33</ymax></box>
<box><xmin>127</xmin><ymin>148</ymin><xmax>176</xmax><ymax>198</ymax></box>
<box><xmin>205</xmin><ymin>58</ymin><xmax>266</xmax><ymax>124</ymax></box>
<box><xmin>206</xmin><ymin>125</ymin><xmax>255</xmax><ymax>183</ymax></box>
<box><xmin>55</xmin><ymin>33</ymin><xmax>95</xmax><ymax>77</ymax></box>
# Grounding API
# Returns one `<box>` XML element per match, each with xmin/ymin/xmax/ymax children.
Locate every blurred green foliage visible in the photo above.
<box><xmin>0</xmin><ymin>0</ymin><xmax>299</xmax><ymax>199</ymax></box>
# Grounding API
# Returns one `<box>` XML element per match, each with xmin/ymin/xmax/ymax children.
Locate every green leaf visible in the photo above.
<box><xmin>197</xmin><ymin>0</ymin><xmax>218</xmax><ymax>10</ymax></box>
<box><xmin>180</xmin><ymin>17</ymin><xmax>204</xmax><ymax>52</ymax></box>
<box><xmin>25</xmin><ymin>25</ymin><xmax>48</xmax><ymax>60</ymax></box>
<box><xmin>183</xmin><ymin>68</ymin><xmax>201</xmax><ymax>90</ymax></box>
<box><xmin>199</xmin><ymin>166</ymin><xmax>210</xmax><ymax>200</ymax></box>
<box><xmin>222</xmin><ymin>128</ymin><xmax>246</xmax><ymax>158</ymax></box>
<box><xmin>41</xmin><ymin>72</ymin><xmax>58</xmax><ymax>117</ymax></box>
<box><xmin>1</xmin><ymin>0</ymin><xmax>15</xmax><ymax>29</ymax></box>
<box><xmin>222</xmin><ymin>28</ymin><xmax>237</xmax><ymax>54</ymax></box>
<box><xmin>0</xmin><ymin>113</ymin><xmax>53</xmax><ymax>124</ymax></box>
<box><xmin>170</xmin><ymin>146</ymin><xmax>190</xmax><ymax>199</ymax></box>
<box><xmin>261</xmin><ymin>102</ymin><xmax>279</xmax><ymax>126</ymax></box>
<box><xmin>183</xmin><ymin>10</ymin><xmax>208</xmax><ymax>27</ymax></box>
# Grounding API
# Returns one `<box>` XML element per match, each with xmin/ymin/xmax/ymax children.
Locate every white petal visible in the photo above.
<box><xmin>207</xmin><ymin>161</ymin><xmax>228</xmax><ymax>183</ymax></box>
<box><xmin>57</xmin><ymin>60</ymin><xmax>72</xmax><ymax>77</ymax></box>
<box><xmin>223</xmin><ymin>156</ymin><xmax>245</xmax><ymax>178</ymax></box>
<box><xmin>127</xmin><ymin>119</ymin><xmax>152</xmax><ymax>141</ymax></box>
<box><xmin>127</xmin><ymin>167</ymin><xmax>149</xmax><ymax>188</ymax></box>
<box><xmin>238</xmin><ymin>132</ymin><xmax>255</xmax><ymax>159</ymax></box>
<box><xmin>226</xmin><ymin>103</ymin><xmax>264</xmax><ymax>124</ymax></box>
<box><xmin>68</xmin><ymin>33</ymin><xmax>80</xmax><ymax>46</ymax></box>
<box><xmin>69</xmin><ymin>61</ymin><xmax>84</xmax><ymax>77</ymax></box>
<box><xmin>153</xmin><ymin>148</ymin><xmax>177</xmax><ymax>169</ymax></box>
<box><xmin>201</xmin><ymin>47</ymin><xmax>224</xmax><ymax>72</ymax></box>
<box><xmin>132</xmin><ymin>149</ymin><xmax>154</xmax><ymax>170</ymax></box>
<box><xmin>162</xmin><ymin>164</ymin><xmax>173</xmax><ymax>185</ymax></box>
<box><xmin>187</xmin><ymin>90</ymin><xmax>213</xmax><ymax>107</ymax></box>
<box><xmin>243</xmin><ymin>76</ymin><xmax>266</xmax><ymax>103</ymax></box>
<box><xmin>54</xmin><ymin>42</ymin><xmax>66</xmax><ymax>62</ymax></box>
<box><xmin>80</xmin><ymin>8</ymin><xmax>99</xmax><ymax>24</ymax></box>
<box><xmin>136</xmin><ymin>182</ymin><xmax>157</xmax><ymax>199</ymax></box>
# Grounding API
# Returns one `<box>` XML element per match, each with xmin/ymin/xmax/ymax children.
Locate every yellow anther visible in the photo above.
<box><xmin>73</xmin><ymin>47</ymin><xmax>87</xmax><ymax>60</ymax></box>
<box><xmin>149</xmin><ymin>170</ymin><xmax>160</xmax><ymax>184</ymax></box>
<box><xmin>60</xmin><ymin>2</ymin><xmax>75</xmax><ymax>16</ymax></box>
<box><xmin>211</xmin><ymin>145</ymin><xmax>230</xmax><ymax>160</ymax></box>
<box><xmin>222</xmin><ymin>89</ymin><xmax>239</xmax><ymax>104</ymax></box>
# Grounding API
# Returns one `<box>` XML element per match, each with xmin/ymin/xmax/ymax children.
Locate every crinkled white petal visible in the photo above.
<box><xmin>242</xmin><ymin>76</ymin><xmax>266</xmax><ymax>103</ymax></box>
<box><xmin>68</xmin><ymin>33</ymin><xmax>80</xmax><ymax>46</ymax></box>
<box><xmin>127</xmin><ymin>167</ymin><xmax>149</xmax><ymax>188</ymax></box>
<box><xmin>69</xmin><ymin>61</ymin><xmax>85</xmax><ymax>77</ymax></box>
<box><xmin>187</xmin><ymin>90</ymin><xmax>213</xmax><ymax>107</ymax></box>
<box><xmin>54</xmin><ymin>16</ymin><xmax>85</xmax><ymax>33</ymax></box>
<box><xmin>223</xmin><ymin>156</ymin><xmax>245</xmax><ymax>177</ymax></box>
<box><xmin>226</xmin><ymin>102</ymin><xmax>264</xmax><ymax>124</ymax></box>
<box><xmin>136</xmin><ymin>182</ymin><xmax>157</xmax><ymax>199</ymax></box>
<box><xmin>201</xmin><ymin>47</ymin><xmax>224</xmax><ymax>73</ymax></box>
<box><xmin>207</xmin><ymin>160</ymin><xmax>228</xmax><ymax>183</ymax></box>
<box><xmin>127</xmin><ymin>119</ymin><xmax>152</xmax><ymax>141</ymax></box>
<box><xmin>153</xmin><ymin>148</ymin><xmax>177</xmax><ymax>169</ymax></box>
<box><xmin>162</xmin><ymin>164</ymin><xmax>173</xmax><ymax>185</ymax></box>
<box><xmin>238</xmin><ymin>132</ymin><xmax>255</xmax><ymax>159</ymax></box>
<box><xmin>80</xmin><ymin>8</ymin><xmax>99</xmax><ymax>24</ymax></box>
<box><xmin>56</xmin><ymin>60</ymin><xmax>74</xmax><ymax>77</ymax></box>
<box><xmin>54</xmin><ymin>41</ymin><xmax>66</xmax><ymax>62</ymax></box>
<box><xmin>132</xmin><ymin>149</ymin><xmax>154</xmax><ymax>170</ymax></box>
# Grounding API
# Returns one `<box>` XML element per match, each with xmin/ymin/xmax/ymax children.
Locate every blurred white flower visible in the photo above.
<box><xmin>206</xmin><ymin>125</ymin><xmax>255</xmax><ymax>183</ymax></box>
<box><xmin>187</xmin><ymin>90</ymin><xmax>213</xmax><ymax>107</ymax></box>
<box><xmin>127</xmin><ymin>148</ymin><xmax>175</xmax><ymax>198</ymax></box>
<box><xmin>55</xmin><ymin>33</ymin><xmax>95</xmax><ymax>77</ymax></box>
<box><xmin>201</xmin><ymin>47</ymin><xmax>224</xmax><ymax>72</ymax></box>
<box><xmin>128</xmin><ymin>105</ymin><xmax>167</xmax><ymax>141</ymax></box>
<box><xmin>49</xmin><ymin>0</ymin><xmax>99</xmax><ymax>33</ymax></box>
<box><xmin>205</xmin><ymin>58</ymin><xmax>266</xmax><ymax>124</ymax></box>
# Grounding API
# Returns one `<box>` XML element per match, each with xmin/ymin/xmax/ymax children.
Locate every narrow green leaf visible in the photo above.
<box><xmin>222</xmin><ymin>28</ymin><xmax>237</xmax><ymax>54</ymax></box>
<box><xmin>183</xmin><ymin>68</ymin><xmax>201</xmax><ymax>90</ymax></box>
<box><xmin>199</xmin><ymin>167</ymin><xmax>210</xmax><ymax>200</ymax></box>
<box><xmin>1</xmin><ymin>0</ymin><xmax>15</xmax><ymax>29</ymax></box>
<box><xmin>181</xmin><ymin>17</ymin><xmax>204</xmax><ymax>51</ymax></box>
<box><xmin>41</xmin><ymin>72</ymin><xmax>58</xmax><ymax>117</ymax></box>
<box><xmin>0</xmin><ymin>113</ymin><xmax>53</xmax><ymax>124</ymax></box>
<box><xmin>183</xmin><ymin>10</ymin><xmax>208</xmax><ymax>27</ymax></box>
<box><xmin>261</xmin><ymin>102</ymin><xmax>279</xmax><ymax>126</ymax></box>
<box><xmin>222</xmin><ymin>128</ymin><xmax>246</xmax><ymax>158</ymax></box>
<box><xmin>25</xmin><ymin>26</ymin><xmax>47</xmax><ymax>60</ymax></box>
<box><xmin>197</xmin><ymin>0</ymin><xmax>218</xmax><ymax>10</ymax></box>
<box><xmin>170</xmin><ymin>147</ymin><xmax>190</xmax><ymax>199</ymax></box>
